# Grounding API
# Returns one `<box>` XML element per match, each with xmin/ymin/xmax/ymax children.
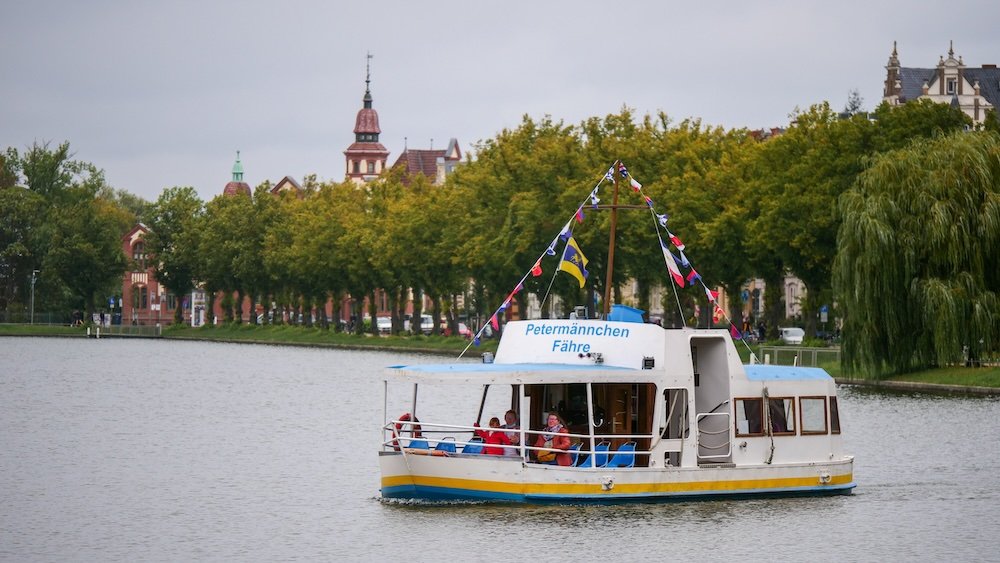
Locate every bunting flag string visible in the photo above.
<box><xmin>612</xmin><ymin>162</ymin><xmax>758</xmax><ymax>361</ymax></box>
<box><xmin>459</xmin><ymin>159</ymin><xmax>756</xmax><ymax>362</ymax></box>
<box><xmin>459</xmin><ymin>172</ymin><xmax>613</xmax><ymax>358</ymax></box>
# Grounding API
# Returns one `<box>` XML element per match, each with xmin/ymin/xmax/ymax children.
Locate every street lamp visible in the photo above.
<box><xmin>30</xmin><ymin>269</ymin><xmax>39</xmax><ymax>325</ymax></box>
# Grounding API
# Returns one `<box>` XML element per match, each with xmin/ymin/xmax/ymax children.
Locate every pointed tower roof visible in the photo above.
<box><xmin>223</xmin><ymin>150</ymin><xmax>251</xmax><ymax>197</ymax></box>
<box><xmin>887</xmin><ymin>40</ymin><xmax>900</xmax><ymax>68</ymax></box>
<box><xmin>353</xmin><ymin>54</ymin><xmax>382</xmax><ymax>136</ymax></box>
<box><xmin>344</xmin><ymin>53</ymin><xmax>389</xmax><ymax>183</ymax></box>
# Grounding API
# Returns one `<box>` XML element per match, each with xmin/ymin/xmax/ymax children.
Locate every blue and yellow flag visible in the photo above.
<box><xmin>559</xmin><ymin>236</ymin><xmax>589</xmax><ymax>288</ymax></box>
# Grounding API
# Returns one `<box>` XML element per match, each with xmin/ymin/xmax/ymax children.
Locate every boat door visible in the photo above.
<box><xmin>690</xmin><ymin>336</ymin><xmax>733</xmax><ymax>463</ymax></box>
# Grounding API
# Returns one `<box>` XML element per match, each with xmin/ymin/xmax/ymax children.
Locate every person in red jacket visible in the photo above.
<box><xmin>474</xmin><ymin>417</ymin><xmax>513</xmax><ymax>455</ymax></box>
<box><xmin>534</xmin><ymin>413</ymin><xmax>572</xmax><ymax>466</ymax></box>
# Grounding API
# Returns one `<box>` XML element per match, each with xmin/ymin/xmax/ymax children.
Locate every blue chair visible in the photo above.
<box><xmin>462</xmin><ymin>436</ymin><xmax>484</xmax><ymax>454</ymax></box>
<box><xmin>605</xmin><ymin>442</ymin><xmax>637</xmax><ymax>468</ymax></box>
<box><xmin>435</xmin><ymin>438</ymin><xmax>457</xmax><ymax>454</ymax></box>
<box><xmin>407</xmin><ymin>439</ymin><xmax>429</xmax><ymax>450</ymax></box>
<box><xmin>577</xmin><ymin>442</ymin><xmax>610</xmax><ymax>468</ymax></box>
<box><xmin>568</xmin><ymin>443</ymin><xmax>582</xmax><ymax>466</ymax></box>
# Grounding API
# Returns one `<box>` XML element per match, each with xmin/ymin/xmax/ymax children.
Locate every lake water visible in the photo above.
<box><xmin>2</xmin><ymin>337</ymin><xmax>998</xmax><ymax>561</ymax></box>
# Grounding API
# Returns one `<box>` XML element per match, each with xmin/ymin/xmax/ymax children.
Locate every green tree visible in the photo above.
<box><xmin>145</xmin><ymin>187</ymin><xmax>204</xmax><ymax>324</ymax></box>
<box><xmin>0</xmin><ymin>185</ymin><xmax>45</xmax><ymax>311</ymax></box>
<box><xmin>835</xmin><ymin>131</ymin><xmax>1000</xmax><ymax>377</ymax></box>
<box><xmin>44</xmin><ymin>196</ymin><xmax>127</xmax><ymax>320</ymax></box>
<box><xmin>749</xmin><ymin>103</ymin><xmax>870</xmax><ymax>334</ymax></box>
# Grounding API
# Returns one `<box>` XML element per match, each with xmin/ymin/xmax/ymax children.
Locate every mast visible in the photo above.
<box><xmin>603</xmin><ymin>160</ymin><xmax>620</xmax><ymax>317</ymax></box>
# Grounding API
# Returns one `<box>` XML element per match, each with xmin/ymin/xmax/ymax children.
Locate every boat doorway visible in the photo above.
<box><xmin>691</xmin><ymin>335</ymin><xmax>733</xmax><ymax>464</ymax></box>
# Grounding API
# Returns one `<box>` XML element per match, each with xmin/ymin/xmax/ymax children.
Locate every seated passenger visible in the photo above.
<box><xmin>534</xmin><ymin>413</ymin><xmax>572</xmax><ymax>466</ymax></box>
<box><xmin>500</xmin><ymin>409</ymin><xmax>520</xmax><ymax>456</ymax></box>
<box><xmin>474</xmin><ymin>417</ymin><xmax>512</xmax><ymax>455</ymax></box>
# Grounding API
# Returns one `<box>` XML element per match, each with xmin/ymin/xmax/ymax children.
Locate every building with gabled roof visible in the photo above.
<box><xmin>391</xmin><ymin>138</ymin><xmax>462</xmax><ymax>185</ymax></box>
<box><xmin>270</xmin><ymin>175</ymin><xmax>303</xmax><ymax>197</ymax></box>
<box><xmin>883</xmin><ymin>41</ymin><xmax>999</xmax><ymax>126</ymax></box>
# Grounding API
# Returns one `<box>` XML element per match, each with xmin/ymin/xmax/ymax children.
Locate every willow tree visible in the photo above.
<box><xmin>834</xmin><ymin>131</ymin><xmax>1000</xmax><ymax>377</ymax></box>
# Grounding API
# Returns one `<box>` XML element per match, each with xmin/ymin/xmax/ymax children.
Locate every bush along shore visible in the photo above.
<box><xmin>2</xmin><ymin>323</ymin><xmax>996</xmax><ymax>392</ymax></box>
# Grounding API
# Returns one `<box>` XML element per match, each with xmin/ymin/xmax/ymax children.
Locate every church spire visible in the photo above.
<box><xmin>344</xmin><ymin>53</ymin><xmax>389</xmax><ymax>184</ymax></box>
<box><xmin>363</xmin><ymin>52</ymin><xmax>373</xmax><ymax>109</ymax></box>
<box><xmin>887</xmin><ymin>40</ymin><xmax>899</xmax><ymax>68</ymax></box>
<box><xmin>232</xmin><ymin>150</ymin><xmax>244</xmax><ymax>182</ymax></box>
<box><xmin>223</xmin><ymin>150</ymin><xmax>251</xmax><ymax>196</ymax></box>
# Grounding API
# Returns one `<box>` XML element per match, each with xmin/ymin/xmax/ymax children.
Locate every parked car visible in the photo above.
<box><xmin>779</xmin><ymin>327</ymin><xmax>805</xmax><ymax>345</ymax></box>
<box><xmin>439</xmin><ymin>321</ymin><xmax>472</xmax><ymax>339</ymax></box>
<box><xmin>376</xmin><ymin>316</ymin><xmax>391</xmax><ymax>334</ymax></box>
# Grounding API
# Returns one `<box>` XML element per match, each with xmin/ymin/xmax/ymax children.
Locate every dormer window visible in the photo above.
<box><xmin>947</xmin><ymin>78</ymin><xmax>957</xmax><ymax>94</ymax></box>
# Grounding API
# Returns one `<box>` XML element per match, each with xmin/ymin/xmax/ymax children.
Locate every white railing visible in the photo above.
<box><xmin>695</xmin><ymin>412</ymin><xmax>732</xmax><ymax>460</ymax></box>
<box><xmin>383</xmin><ymin>419</ymin><xmax>652</xmax><ymax>465</ymax></box>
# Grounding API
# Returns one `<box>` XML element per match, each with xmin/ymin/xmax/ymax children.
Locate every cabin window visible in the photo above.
<box><xmin>768</xmin><ymin>397</ymin><xmax>796</xmax><ymax>435</ymax></box>
<box><xmin>799</xmin><ymin>396</ymin><xmax>828</xmax><ymax>435</ymax></box>
<box><xmin>830</xmin><ymin>396</ymin><xmax>841</xmax><ymax>435</ymax></box>
<box><xmin>735</xmin><ymin>398</ymin><xmax>764</xmax><ymax>436</ymax></box>
<box><xmin>527</xmin><ymin>382</ymin><xmax>655</xmax><ymax>457</ymax></box>
<box><xmin>947</xmin><ymin>78</ymin><xmax>957</xmax><ymax>94</ymax></box>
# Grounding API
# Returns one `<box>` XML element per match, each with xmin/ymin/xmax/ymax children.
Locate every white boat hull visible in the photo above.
<box><xmin>379</xmin><ymin>452</ymin><xmax>855</xmax><ymax>503</ymax></box>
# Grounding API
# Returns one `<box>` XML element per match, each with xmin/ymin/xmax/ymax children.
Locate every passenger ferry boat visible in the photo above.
<box><xmin>378</xmin><ymin>160</ymin><xmax>854</xmax><ymax>503</ymax></box>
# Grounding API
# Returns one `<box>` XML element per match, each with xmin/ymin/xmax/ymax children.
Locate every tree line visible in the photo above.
<box><xmin>2</xmin><ymin>101</ymin><xmax>996</xmax><ymax>377</ymax></box>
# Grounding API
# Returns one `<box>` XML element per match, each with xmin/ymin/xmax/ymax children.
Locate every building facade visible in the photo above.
<box><xmin>120</xmin><ymin>224</ymin><xmax>187</xmax><ymax>326</ymax></box>
<box><xmin>883</xmin><ymin>41</ymin><xmax>999</xmax><ymax>126</ymax></box>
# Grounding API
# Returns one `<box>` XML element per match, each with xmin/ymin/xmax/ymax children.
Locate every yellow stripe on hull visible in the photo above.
<box><xmin>381</xmin><ymin>471</ymin><xmax>854</xmax><ymax>497</ymax></box>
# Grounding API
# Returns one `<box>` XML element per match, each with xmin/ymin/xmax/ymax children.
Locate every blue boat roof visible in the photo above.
<box><xmin>387</xmin><ymin>362</ymin><xmax>638</xmax><ymax>374</ymax></box>
<box><xmin>745</xmin><ymin>365</ymin><xmax>832</xmax><ymax>381</ymax></box>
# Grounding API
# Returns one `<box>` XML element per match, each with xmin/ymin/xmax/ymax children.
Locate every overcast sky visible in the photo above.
<box><xmin>2</xmin><ymin>0</ymin><xmax>998</xmax><ymax>202</ymax></box>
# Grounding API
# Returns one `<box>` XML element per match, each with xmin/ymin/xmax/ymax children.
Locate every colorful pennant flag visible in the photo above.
<box><xmin>605</xmin><ymin>167</ymin><xmax>615</xmax><ymax>182</ymax></box>
<box><xmin>559</xmin><ymin>221</ymin><xmax>572</xmax><ymax>241</ymax></box>
<box><xmin>559</xmin><ymin>236</ymin><xmax>589</xmax><ymax>288</ymax></box>
<box><xmin>618</xmin><ymin>162</ymin><xmax>628</xmax><ymax>178</ymax></box>
<box><xmin>729</xmin><ymin>324</ymin><xmax>741</xmax><ymax>339</ymax></box>
<box><xmin>630</xmin><ymin>178</ymin><xmax>642</xmax><ymax>192</ymax></box>
<box><xmin>657</xmin><ymin>213</ymin><xmax>669</xmax><ymax>227</ymax></box>
<box><xmin>686</xmin><ymin>269</ymin><xmax>701</xmax><ymax>284</ymax></box>
<box><xmin>712</xmin><ymin>304</ymin><xmax>724</xmax><ymax>324</ymax></box>
<box><xmin>706</xmin><ymin>287</ymin><xmax>719</xmax><ymax>303</ymax></box>
<box><xmin>670</xmin><ymin>234</ymin><xmax>685</xmax><ymax>250</ymax></box>
<box><xmin>531</xmin><ymin>260</ymin><xmax>543</xmax><ymax>277</ymax></box>
<box><xmin>590</xmin><ymin>190</ymin><xmax>600</xmax><ymax>209</ymax></box>
<box><xmin>574</xmin><ymin>207</ymin><xmax>585</xmax><ymax>223</ymax></box>
<box><xmin>490</xmin><ymin>315</ymin><xmax>499</xmax><ymax>331</ymax></box>
<box><xmin>660</xmin><ymin>241</ymin><xmax>685</xmax><ymax>288</ymax></box>
<box><xmin>643</xmin><ymin>195</ymin><xmax>653</xmax><ymax>208</ymax></box>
